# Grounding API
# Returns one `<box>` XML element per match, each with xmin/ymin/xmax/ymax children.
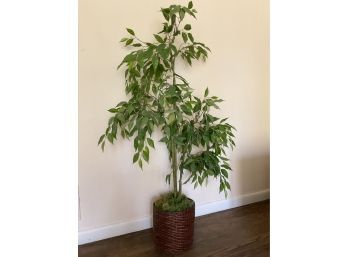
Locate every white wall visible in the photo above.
<box><xmin>79</xmin><ymin>0</ymin><xmax>269</xmax><ymax>238</ymax></box>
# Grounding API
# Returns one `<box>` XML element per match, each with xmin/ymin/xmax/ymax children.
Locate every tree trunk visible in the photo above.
<box><xmin>171</xmin><ymin>141</ymin><xmax>178</xmax><ymax>194</ymax></box>
<box><xmin>179</xmin><ymin>167</ymin><xmax>183</xmax><ymax>194</ymax></box>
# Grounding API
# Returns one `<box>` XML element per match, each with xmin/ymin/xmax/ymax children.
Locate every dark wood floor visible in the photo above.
<box><xmin>79</xmin><ymin>200</ymin><xmax>270</xmax><ymax>257</ymax></box>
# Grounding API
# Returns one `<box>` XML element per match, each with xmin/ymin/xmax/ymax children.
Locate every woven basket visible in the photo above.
<box><xmin>153</xmin><ymin>200</ymin><xmax>195</xmax><ymax>254</ymax></box>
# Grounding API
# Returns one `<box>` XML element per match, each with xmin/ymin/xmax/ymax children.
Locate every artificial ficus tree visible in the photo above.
<box><xmin>99</xmin><ymin>2</ymin><xmax>236</xmax><ymax>197</ymax></box>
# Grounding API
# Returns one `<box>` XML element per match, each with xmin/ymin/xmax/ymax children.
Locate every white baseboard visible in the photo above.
<box><xmin>195</xmin><ymin>189</ymin><xmax>270</xmax><ymax>217</ymax></box>
<box><xmin>78</xmin><ymin>189</ymin><xmax>269</xmax><ymax>245</ymax></box>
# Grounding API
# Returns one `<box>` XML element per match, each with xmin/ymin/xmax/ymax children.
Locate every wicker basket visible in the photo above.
<box><xmin>153</xmin><ymin>200</ymin><xmax>195</xmax><ymax>254</ymax></box>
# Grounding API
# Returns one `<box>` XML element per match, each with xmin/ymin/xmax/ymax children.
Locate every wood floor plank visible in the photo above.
<box><xmin>79</xmin><ymin>200</ymin><xmax>269</xmax><ymax>257</ymax></box>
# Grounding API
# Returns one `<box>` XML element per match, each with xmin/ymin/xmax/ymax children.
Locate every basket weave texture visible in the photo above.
<box><xmin>153</xmin><ymin>201</ymin><xmax>195</xmax><ymax>254</ymax></box>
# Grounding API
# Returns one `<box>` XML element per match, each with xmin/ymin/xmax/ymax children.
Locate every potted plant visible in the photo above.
<box><xmin>98</xmin><ymin>1</ymin><xmax>236</xmax><ymax>254</ymax></box>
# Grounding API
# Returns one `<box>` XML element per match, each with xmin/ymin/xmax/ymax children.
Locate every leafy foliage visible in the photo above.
<box><xmin>99</xmin><ymin>2</ymin><xmax>236</xmax><ymax>197</ymax></box>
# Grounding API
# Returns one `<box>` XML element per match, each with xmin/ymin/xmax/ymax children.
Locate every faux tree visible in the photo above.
<box><xmin>98</xmin><ymin>2</ymin><xmax>236</xmax><ymax>199</ymax></box>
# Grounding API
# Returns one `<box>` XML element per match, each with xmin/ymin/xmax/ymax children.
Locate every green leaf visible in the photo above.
<box><xmin>133</xmin><ymin>152</ymin><xmax>139</xmax><ymax>163</ymax></box>
<box><xmin>157</xmin><ymin>44</ymin><xmax>169</xmax><ymax>59</ymax></box>
<box><xmin>98</xmin><ymin>134</ymin><xmax>105</xmax><ymax>145</ymax></box>
<box><xmin>147</xmin><ymin>138</ymin><xmax>155</xmax><ymax>148</ymax></box>
<box><xmin>138</xmin><ymin>159</ymin><xmax>143</xmax><ymax>169</ymax></box>
<box><xmin>120</xmin><ymin>38</ymin><xmax>128</xmax><ymax>42</ymax></box>
<box><xmin>225</xmin><ymin>182</ymin><xmax>231</xmax><ymax>190</ymax></box>
<box><xmin>219</xmin><ymin>182</ymin><xmax>224</xmax><ymax>193</ymax></box>
<box><xmin>188</xmin><ymin>11</ymin><xmax>196</xmax><ymax>19</ymax></box>
<box><xmin>161</xmin><ymin>8</ymin><xmax>170</xmax><ymax>21</ymax></box>
<box><xmin>222</xmin><ymin>164</ymin><xmax>232</xmax><ymax>170</ymax></box>
<box><xmin>169</xmin><ymin>44</ymin><xmax>178</xmax><ymax>55</ymax></box>
<box><xmin>188</xmin><ymin>33</ymin><xmax>194</xmax><ymax>43</ymax></box>
<box><xmin>221</xmin><ymin>169</ymin><xmax>228</xmax><ymax>178</ymax></box>
<box><xmin>179</xmin><ymin>10</ymin><xmax>185</xmax><ymax>20</ymax></box>
<box><xmin>181</xmin><ymin>104</ymin><xmax>192</xmax><ymax>115</ymax></box>
<box><xmin>140</xmin><ymin>117</ymin><xmax>149</xmax><ymax>128</ymax></box>
<box><xmin>204</xmin><ymin>87</ymin><xmax>209</xmax><ymax>97</ymax></box>
<box><xmin>123</xmin><ymin>54</ymin><xmax>137</xmax><ymax>63</ymax></box>
<box><xmin>188</xmin><ymin>1</ymin><xmax>193</xmax><ymax>9</ymax></box>
<box><xmin>193</xmin><ymin>100</ymin><xmax>201</xmax><ymax>112</ymax></box>
<box><xmin>154</xmin><ymin>34</ymin><xmax>164</xmax><ymax>43</ymax></box>
<box><xmin>168</xmin><ymin>113</ymin><xmax>176</xmax><ymax>124</ymax></box>
<box><xmin>152</xmin><ymin>55</ymin><xmax>158</xmax><ymax>70</ymax></box>
<box><xmin>206</xmin><ymin>99</ymin><xmax>215</xmax><ymax>106</ymax></box>
<box><xmin>159</xmin><ymin>136</ymin><xmax>167</xmax><ymax>143</ymax></box>
<box><xmin>125</xmin><ymin>38</ymin><xmax>133</xmax><ymax>46</ymax></box>
<box><xmin>186</xmin><ymin>55</ymin><xmax>192</xmax><ymax>65</ymax></box>
<box><xmin>133</xmin><ymin>137</ymin><xmax>139</xmax><ymax>149</ymax></box>
<box><xmin>107</xmin><ymin>133</ymin><xmax>114</xmax><ymax>144</ymax></box>
<box><xmin>101</xmin><ymin>141</ymin><xmax>105</xmax><ymax>152</ymax></box>
<box><xmin>143</xmin><ymin>147</ymin><xmax>149</xmax><ymax>162</ymax></box>
<box><xmin>198</xmin><ymin>176</ymin><xmax>203</xmax><ymax>185</ymax></box>
<box><xmin>177</xmin><ymin>110</ymin><xmax>183</xmax><ymax>123</ymax></box>
<box><xmin>111</xmin><ymin>124</ymin><xmax>117</xmax><ymax>136</ymax></box>
<box><xmin>108</xmin><ymin>108</ymin><xmax>117</xmax><ymax>113</ymax></box>
<box><xmin>138</xmin><ymin>139</ymin><xmax>144</xmax><ymax>150</ymax></box>
<box><xmin>126</xmin><ymin>104</ymin><xmax>134</xmax><ymax>114</ymax></box>
<box><xmin>142</xmin><ymin>47</ymin><xmax>154</xmax><ymax>60</ymax></box>
<box><xmin>163</xmin><ymin>59</ymin><xmax>171</xmax><ymax>68</ymax></box>
<box><xmin>220</xmin><ymin>117</ymin><xmax>228</xmax><ymax>123</ymax></box>
<box><xmin>182</xmin><ymin>32</ymin><xmax>188</xmax><ymax>43</ymax></box>
<box><xmin>206</xmin><ymin>170</ymin><xmax>214</xmax><ymax>176</ymax></box>
<box><xmin>126</xmin><ymin>28</ymin><xmax>135</xmax><ymax>36</ymax></box>
<box><xmin>184</xmin><ymin>24</ymin><xmax>191</xmax><ymax>30</ymax></box>
<box><xmin>116</xmin><ymin>113</ymin><xmax>125</xmax><ymax>123</ymax></box>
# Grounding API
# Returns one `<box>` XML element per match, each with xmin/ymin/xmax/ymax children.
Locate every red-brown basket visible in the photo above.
<box><xmin>153</xmin><ymin>201</ymin><xmax>195</xmax><ymax>254</ymax></box>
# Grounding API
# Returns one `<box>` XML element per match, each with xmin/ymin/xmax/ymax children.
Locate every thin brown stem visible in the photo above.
<box><xmin>171</xmin><ymin>140</ymin><xmax>178</xmax><ymax>194</ymax></box>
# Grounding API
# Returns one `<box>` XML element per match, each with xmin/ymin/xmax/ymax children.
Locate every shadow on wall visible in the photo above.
<box><xmin>233</xmin><ymin>153</ymin><xmax>270</xmax><ymax>196</ymax></box>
